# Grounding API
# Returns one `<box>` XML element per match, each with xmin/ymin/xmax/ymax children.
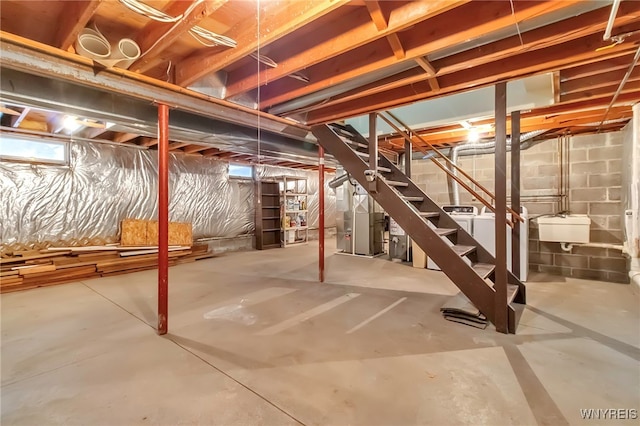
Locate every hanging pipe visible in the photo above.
<box><xmin>328</xmin><ymin>172</ymin><xmax>350</xmax><ymax>189</ymax></box>
<box><xmin>450</xmin><ymin>130</ymin><xmax>547</xmax><ymax>205</ymax></box>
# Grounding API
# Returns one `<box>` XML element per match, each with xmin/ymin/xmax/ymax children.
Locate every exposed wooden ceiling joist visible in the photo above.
<box><xmin>274</xmin><ymin>4</ymin><xmax>640</xmax><ymax>117</ymax></box>
<box><xmin>257</xmin><ymin>0</ymin><xmax>583</xmax><ymax>110</ymax></box>
<box><xmin>561</xmin><ymin>66</ymin><xmax>640</xmax><ymax>95</ymax></box>
<box><xmin>176</xmin><ymin>0</ymin><xmax>349</xmax><ymax>87</ymax></box>
<box><xmin>11</xmin><ymin>107</ymin><xmax>30</xmax><ymax>128</ymax></box>
<box><xmin>560</xmin><ymin>80</ymin><xmax>640</xmax><ymax>103</ymax></box>
<box><xmin>1</xmin><ymin>0</ymin><xmax>638</xmax><ymax>158</ymax></box>
<box><xmin>131</xmin><ymin>0</ymin><xmax>229</xmax><ymax>74</ymax></box>
<box><xmin>224</xmin><ymin>0</ymin><xmax>465</xmax><ymax>99</ymax></box>
<box><xmin>306</xmin><ymin>29</ymin><xmax>640</xmax><ymax>124</ymax></box>
<box><xmin>112</xmin><ymin>132</ymin><xmax>139</xmax><ymax>143</ymax></box>
<box><xmin>55</xmin><ymin>0</ymin><xmax>102</xmax><ymax>50</ymax></box>
<box><xmin>183</xmin><ymin>144</ymin><xmax>213</xmax><ymax>154</ymax></box>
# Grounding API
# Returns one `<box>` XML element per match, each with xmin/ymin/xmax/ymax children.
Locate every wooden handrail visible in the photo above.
<box><xmin>380</xmin><ymin>111</ymin><xmax>524</xmax><ymax>224</ymax></box>
<box><xmin>377</xmin><ymin>114</ymin><xmax>515</xmax><ymax>227</ymax></box>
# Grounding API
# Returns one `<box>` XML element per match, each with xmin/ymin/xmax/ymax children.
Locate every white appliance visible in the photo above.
<box><xmin>473</xmin><ymin>206</ymin><xmax>529</xmax><ymax>281</ymax></box>
<box><xmin>427</xmin><ymin>206</ymin><xmax>478</xmax><ymax>271</ymax></box>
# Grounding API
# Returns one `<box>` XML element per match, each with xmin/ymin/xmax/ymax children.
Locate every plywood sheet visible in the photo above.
<box><xmin>146</xmin><ymin>220</ymin><xmax>158</xmax><ymax>246</ymax></box>
<box><xmin>169</xmin><ymin>222</ymin><xmax>193</xmax><ymax>246</ymax></box>
<box><xmin>121</xmin><ymin>219</ymin><xmax>148</xmax><ymax>246</ymax></box>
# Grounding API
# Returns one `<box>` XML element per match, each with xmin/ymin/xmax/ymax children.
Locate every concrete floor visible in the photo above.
<box><xmin>2</xmin><ymin>240</ymin><xmax>639</xmax><ymax>425</ymax></box>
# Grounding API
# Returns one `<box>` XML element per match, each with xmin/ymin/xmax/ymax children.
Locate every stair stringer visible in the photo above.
<box><xmin>312</xmin><ymin>124</ymin><xmax>499</xmax><ymax>325</ymax></box>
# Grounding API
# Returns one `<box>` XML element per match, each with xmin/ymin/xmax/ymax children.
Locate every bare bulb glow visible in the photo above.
<box><xmin>468</xmin><ymin>129</ymin><xmax>480</xmax><ymax>143</ymax></box>
<box><xmin>63</xmin><ymin>116</ymin><xmax>82</xmax><ymax>132</ymax></box>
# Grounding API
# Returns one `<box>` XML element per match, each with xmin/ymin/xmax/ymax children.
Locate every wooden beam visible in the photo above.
<box><xmin>182</xmin><ymin>144</ymin><xmax>212</xmax><ymax>154</ymax></box>
<box><xmin>380</xmin><ymin>106</ymin><xmax>633</xmax><ymax>147</ymax></box>
<box><xmin>415</xmin><ymin>56</ymin><xmax>436</xmax><ymax>76</ymax></box>
<box><xmin>224</xmin><ymin>0</ymin><xmax>465</xmax><ymax>98</ymax></box>
<box><xmin>138</xmin><ymin>137</ymin><xmax>159</xmax><ymax>147</ymax></box>
<box><xmin>560</xmin><ymin>53</ymin><xmax>637</xmax><ymax>80</ymax></box>
<box><xmin>386</xmin><ymin>33</ymin><xmax>405</xmax><ymax>59</ymax></box>
<box><xmin>0</xmin><ymin>30</ymin><xmax>310</xmax><ymax>136</ymax></box>
<box><xmin>415</xmin><ymin>56</ymin><xmax>439</xmax><ymax>91</ymax></box>
<box><xmin>81</xmin><ymin>126</ymin><xmax>111</xmax><ymax>139</ymax></box>
<box><xmin>215</xmin><ymin>151</ymin><xmax>237</xmax><ymax>159</ymax></box>
<box><xmin>112</xmin><ymin>132</ymin><xmax>139</xmax><ymax>143</ymax></box>
<box><xmin>130</xmin><ymin>0</ymin><xmax>228</xmax><ymax>74</ymax></box>
<box><xmin>553</xmin><ymin>71</ymin><xmax>561</xmax><ymax>103</ymax></box>
<box><xmin>55</xmin><ymin>0</ymin><xmax>102</xmax><ymax>50</ymax></box>
<box><xmin>176</xmin><ymin>0</ymin><xmax>349</xmax><ymax>87</ymax></box>
<box><xmin>0</xmin><ymin>105</ymin><xmax>20</xmax><ymax>115</ymax></box>
<box><xmin>365</xmin><ymin>0</ymin><xmax>388</xmax><ymax>31</ymax></box>
<box><xmin>11</xmin><ymin>107</ymin><xmax>30</xmax><ymax>128</ymax></box>
<box><xmin>258</xmin><ymin>0</ymin><xmax>579</xmax><ymax>109</ymax></box>
<box><xmin>200</xmin><ymin>147</ymin><xmax>220</xmax><ymax>156</ymax></box>
<box><xmin>560</xmin><ymin>80</ymin><xmax>640</xmax><ymax>103</ymax></box>
<box><xmin>306</xmin><ymin>30</ymin><xmax>640</xmax><ymax>124</ymax></box>
<box><xmin>562</xmin><ymin>67</ymin><xmax>640</xmax><ymax>94</ymax></box>
<box><xmin>169</xmin><ymin>142</ymin><xmax>191</xmax><ymax>150</ymax></box>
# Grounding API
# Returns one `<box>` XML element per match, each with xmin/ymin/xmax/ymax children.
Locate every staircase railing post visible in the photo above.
<box><xmin>319</xmin><ymin>145</ymin><xmax>325</xmax><ymax>283</ymax></box>
<box><xmin>368</xmin><ymin>113</ymin><xmax>378</xmax><ymax>193</ymax></box>
<box><xmin>511</xmin><ymin>111</ymin><xmax>522</xmax><ymax>284</ymax></box>
<box><xmin>405</xmin><ymin>136</ymin><xmax>412</xmax><ymax>178</ymax></box>
<box><xmin>494</xmin><ymin>82</ymin><xmax>508</xmax><ymax>334</ymax></box>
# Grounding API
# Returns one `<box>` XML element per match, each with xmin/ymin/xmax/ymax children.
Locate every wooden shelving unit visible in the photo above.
<box><xmin>256</xmin><ymin>180</ymin><xmax>282</xmax><ymax>250</ymax></box>
<box><xmin>280</xmin><ymin>176</ymin><xmax>308</xmax><ymax>247</ymax></box>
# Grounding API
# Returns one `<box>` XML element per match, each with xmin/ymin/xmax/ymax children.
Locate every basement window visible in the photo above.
<box><xmin>0</xmin><ymin>137</ymin><xmax>68</xmax><ymax>165</ymax></box>
<box><xmin>228</xmin><ymin>163</ymin><xmax>253</xmax><ymax>179</ymax></box>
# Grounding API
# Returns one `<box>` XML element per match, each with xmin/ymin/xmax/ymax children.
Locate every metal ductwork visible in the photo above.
<box><xmin>449</xmin><ymin>130</ymin><xmax>547</xmax><ymax>205</ymax></box>
<box><xmin>328</xmin><ymin>172</ymin><xmax>351</xmax><ymax>189</ymax></box>
<box><xmin>0</xmin><ymin>67</ymin><xmax>333</xmax><ymax>167</ymax></box>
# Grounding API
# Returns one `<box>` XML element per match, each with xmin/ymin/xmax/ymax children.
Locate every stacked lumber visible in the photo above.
<box><xmin>0</xmin><ymin>244</ymin><xmax>213</xmax><ymax>294</ymax></box>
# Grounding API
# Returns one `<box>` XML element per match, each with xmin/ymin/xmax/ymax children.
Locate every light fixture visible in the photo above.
<box><xmin>63</xmin><ymin>116</ymin><xmax>83</xmax><ymax>133</ymax></box>
<box><xmin>467</xmin><ymin>128</ymin><xmax>480</xmax><ymax>143</ymax></box>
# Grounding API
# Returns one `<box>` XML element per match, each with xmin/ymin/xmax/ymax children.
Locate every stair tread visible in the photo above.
<box><xmin>355</xmin><ymin>151</ymin><xmax>370</xmax><ymax>158</ymax></box>
<box><xmin>472</xmin><ymin>263</ymin><xmax>495</xmax><ymax>279</ymax></box>
<box><xmin>419</xmin><ymin>211</ymin><xmax>439</xmax><ymax>218</ymax></box>
<box><xmin>434</xmin><ymin>228</ymin><xmax>457</xmax><ymax>236</ymax></box>
<box><xmin>403</xmin><ymin>196</ymin><xmax>423</xmax><ymax>202</ymax></box>
<box><xmin>384</xmin><ymin>180</ymin><xmax>409</xmax><ymax>187</ymax></box>
<box><xmin>377</xmin><ymin>166</ymin><xmax>391</xmax><ymax>173</ymax></box>
<box><xmin>452</xmin><ymin>244</ymin><xmax>475</xmax><ymax>257</ymax></box>
<box><xmin>508</xmin><ymin>284</ymin><xmax>519</xmax><ymax>304</ymax></box>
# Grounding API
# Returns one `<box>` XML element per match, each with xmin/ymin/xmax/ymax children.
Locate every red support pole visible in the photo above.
<box><xmin>157</xmin><ymin>103</ymin><xmax>169</xmax><ymax>335</ymax></box>
<box><xmin>319</xmin><ymin>145</ymin><xmax>325</xmax><ymax>283</ymax></box>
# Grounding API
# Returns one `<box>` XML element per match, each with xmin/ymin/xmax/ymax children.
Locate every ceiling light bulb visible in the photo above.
<box><xmin>63</xmin><ymin>116</ymin><xmax>82</xmax><ymax>132</ymax></box>
<box><xmin>468</xmin><ymin>128</ymin><xmax>480</xmax><ymax>143</ymax></box>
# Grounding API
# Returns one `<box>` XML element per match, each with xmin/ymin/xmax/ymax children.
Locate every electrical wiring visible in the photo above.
<box><xmin>250</xmin><ymin>52</ymin><xmax>278</xmax><ymax>68</ymax></box>
<box><xmin>119</xmin><ymin>0</ymin><xmax>237</xmax><ymax>48</ymax></box>
<box><xmin>120</xmin><ymin>0</ymin><xmax>183</xmax><ymax>22</ymax></box>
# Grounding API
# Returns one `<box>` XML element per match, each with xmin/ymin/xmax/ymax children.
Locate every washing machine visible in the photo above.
<box><xmin>427</xmin><ymin>206</ymin><xmax>478</xmax><ymax>270</ymax></box>
<box><xmin>473</xmin><ymin>206</ymin><xmax>529</xmax><ymax>281</ymax></box>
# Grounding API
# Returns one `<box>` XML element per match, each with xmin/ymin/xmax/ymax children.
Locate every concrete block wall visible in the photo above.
<box><xmin>411</xmin><ymin>130</ymin><xmax>629</xmax><ymax>283</ymax></box>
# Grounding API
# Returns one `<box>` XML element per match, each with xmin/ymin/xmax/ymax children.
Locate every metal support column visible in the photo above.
<box><xmin>511</xmin><ymin>110</ymin><xmax>522</xmax><ymax>285</ymax></box>
<box><xmin>494</xmin><ymin>83</ymin><xmax>508</xmax><ymax>334</ymax></box>
<box><xmin>368</xmin><ymin>113</ymin><xmax>378</xmax><ymax>192</ymax></box>
<box><xmin>319</xmin><ymin>145</ymin><xmax>325</xmax><ymax>283</ymax></box>
<box><xmin>157</xmin><ymin>103</ymin><xmax>169</xmax><ymax>335</ymax></box>
<box><xmin>405</xmin><ymin>139</ymin><xmax>412</xmax><ymax>178</ymax></box>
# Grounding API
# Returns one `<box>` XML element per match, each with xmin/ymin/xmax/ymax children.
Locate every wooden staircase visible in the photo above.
<box><xmin>312</xmin><ymin>122</ymin><xmax>526</xmax><ymax>333</ymax></box>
